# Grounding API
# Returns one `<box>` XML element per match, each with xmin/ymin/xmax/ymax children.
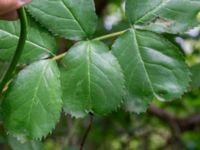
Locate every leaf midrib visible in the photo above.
<box><xmin>0</xmin><ymin>29</ymin><xmax>54</xmax><ymax>55</ymax></box>
<box><xmin>131</xmin><ymin>29</ymin><xmax>155</xmax><ymax>97</ymax></box>
<box><xmin>135</xmin><ymin>0</ymin><xmax>170</xmax><ymax>24</ymax></box>
<box><xmin>86</xmin><ymin>43</ymin><xmax>92</xmax><ymax>109</ymax></box>
<box><xmin>26</xmin><ymin>61</ymin><xmax>50</xmax><ymax>130</ymax></box>
<box><xmin>61</xmin><ymin>0</ymin><xmax>87</xmax><ymax>37</ymax></box>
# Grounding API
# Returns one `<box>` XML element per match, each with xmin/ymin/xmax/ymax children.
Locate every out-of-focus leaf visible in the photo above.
<box><xmin>8</xmin><ymin>135</ymin><xmax>44</xmax><ymax>150</ymax></box>
<box><xmin>190</xmin><ymin>63</ymin><xmax>200</xmax><ymax>89</ymax></box>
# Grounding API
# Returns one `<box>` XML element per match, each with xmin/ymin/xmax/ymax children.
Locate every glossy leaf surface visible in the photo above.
<box><xmin>126</xmin><ymin>0</ymin><xmax>200</xmax><ymax>33</ymax></box>
<box><xmin>27</xmin><ymin>0</ymin><xmax>97</xmax><ymax>40</ymax></box>
<box><xmin>2</xmin><ymin>60</ymin><xmax>62</xmax><ymax>139</ymax></box>
<box><xmin>112</xmin><ymin>29</ymin><xmax>190</xmax><ymax>113</ymax></box>
<box><xmin>60</xmin><ymin>41</ymin><xmax>124</xmax><ymax>117</ymax></box>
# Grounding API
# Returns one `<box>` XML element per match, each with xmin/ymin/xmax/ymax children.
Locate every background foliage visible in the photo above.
<box><xmin>0</xmin><ymin>0</ymin><xmax>200</xmax><ymax>150</ymax></box>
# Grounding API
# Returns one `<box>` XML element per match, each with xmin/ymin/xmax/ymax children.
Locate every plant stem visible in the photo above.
<box><xmin>52</xmin><ymin>30</ymin><xmax>128</xmax><ymax>61</ymax></box>
<box><xmin>0</xmin><ymin>8</ymin><xmax>28</xmax><ymax>93</ymax></box>
<box><xmin>52</xmin><ymin>52</ymin><xmax>67</xmax><ymax>61</ymax></box>
<box><xmin>93</xmin><ymin>29</ymin><xmax>127</xmax><ymax>41</ymax></box>
<box><xmin>80</xmin><ymin>114</ymin><xmax>94</xmax><ymax>150</ymax></box>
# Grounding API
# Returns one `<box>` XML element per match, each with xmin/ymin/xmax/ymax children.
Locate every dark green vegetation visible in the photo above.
<box><xmin>0</xmin><ymin>0</ymin><xmax>200</xmax><ymax>149</ymax></box>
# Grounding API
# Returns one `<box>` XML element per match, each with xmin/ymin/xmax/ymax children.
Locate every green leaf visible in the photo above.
<box><xmin>27</xmin><ymin>0</ymin><xmax>97</xmax><ymax>40</ymax></box>
<box><xmin>112</xmin><ymin>29</ymin><xmax>190</xmax><ymax>113</ymax></box>
<box><xmin>126</xmin><ymin>0</ymin><xmax>200</xmax><ymax>34</ymax></box>
<box><xmin>2</xmin><ymin>60</ymin><xmax>62</xmax><ymax>140</ymax></box>
<box><xmin>190</xmin><ymin>63</ymin><xmax>200</xmax><ymax>89</ymax></box>
<box><xmin>0</xmin><ymin>16</ymin><xmax>56</xmax><ymax>63</ymax></box>
<box><xmin>60</xmin><ymin>41</ymin><xmax>124</xmax><ymax>118</ymax></box>
<box><xmin>0</xmin><ymin>62</ymin><xmax>9</xmax><ymax>82</ymax></box>
<box><xmin>8</xmin><ymin>135</ymin><xmax>44</xmax><ymax>150</ymax></box>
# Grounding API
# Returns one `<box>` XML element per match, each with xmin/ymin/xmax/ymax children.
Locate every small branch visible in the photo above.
<box><xmin>148</xmin><ymin>105</ymin><xmax>200</xmax><ymax>132</ymax></box>
<box><xmin>52</xmin><ymin>52</ymin><xmax>67</xmax><ymax>61</ymax></box>
<box><xmin>148</xmin><ymin>105</ymin><xmax>189</xmax><ymax>149</ymax></box>
<box><xmin>0</xmin><ymin>8</ymin><xmax>28</xmax><ymax>93</ymax></box>
<box><xmin>51</xmin><ymin>30</ymin><xmax>128</xmax><ymax>61</ymax></box>
<box><xmin>93</xmin><ymin>30</ymin><xmax>127</xmax><ymax>41</ymax></box>
<box><xmin>148</xmin><ymin>105</ymin><xmax>181</xmax><ymax>137</ymax></box>
<box><xmin>178</xmin><ymin>113</ymin><xmax>200</xmax><ymax>131</ymax></box>
<box><xmin>80</xmin><ymin>114</ymin><xmax>94</xmax><ymax>150</ymax></box>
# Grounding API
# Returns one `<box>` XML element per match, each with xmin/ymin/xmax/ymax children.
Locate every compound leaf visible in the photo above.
<box><xmin>2</xmin><ymin>60</ymin><xmax>62</xmax><ymax>140</ymax></box>
<box><xmin>60</xmin><ymin>41</ymin><xmax>124</xmax><ymax>118</ymax></box>
<box><xmin>0</xmin><ymin>16</ymin><xmax>56</xmax><ymax>63</ymax></box>
<box><xmin>27</xmin><ymin>0</ymin><xmax>97</xmax><ymax>40</ymax></box>
<box><xmin>126</xmin><ymin>0</ymin><xmax>200</xmax><ymax>34</ymax></box>
<box><xmin>112</xmin><ymin>29</ymin><xmax>190</xmax><ymax>113</ymax></box>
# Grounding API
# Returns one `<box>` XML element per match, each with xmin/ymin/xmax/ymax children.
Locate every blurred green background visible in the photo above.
<box><xmin>1</xmin><ymin>0</ymin><xmax>200</xmax><ymax>150</ymax></box>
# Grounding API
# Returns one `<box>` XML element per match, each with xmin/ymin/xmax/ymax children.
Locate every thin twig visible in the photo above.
<box><xmin>52</xmin><ymin>29</ymin><xmax>128</xmax><ymax>61</ymax></box>
<box><xmin>93</xmin><ymin>29</ymin><xmax>127</xmax><ymax>41</ymax></box>
<box><xmin>80</xmin><ymin>113</ymin><xmax>94</xmax><ymax>150</ymax></box>
<box><xmin>148</xmin><ymin>105</ymin><xmax>200</xmax><ymax>132</ymax></box>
